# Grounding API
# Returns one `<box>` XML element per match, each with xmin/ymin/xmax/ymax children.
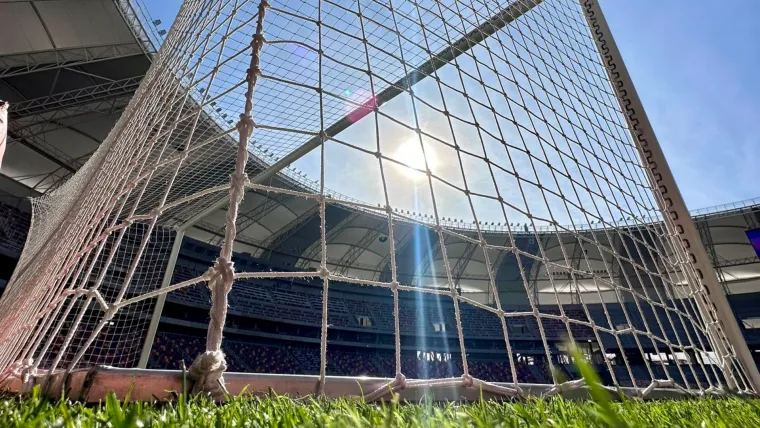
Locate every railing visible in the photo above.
<box><xmin>691</xmin><ymin>196</ymin><xmax>760</xmax><ymax>219</ymax></box>
<box><xmin>131</xmin><ymin>0</ymin><xmax>166</xmax><ymax>50</ymax></box>
<box><xmin>117</xmin><ymin>0</ymin><xmax>167</xmax><ymax>54</ymax></box>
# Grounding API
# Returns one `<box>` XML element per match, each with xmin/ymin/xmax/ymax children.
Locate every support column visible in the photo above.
<box><xmin>580</xmin><ymin>0</ymin><xmax>760</xmax><ymax>392</ymax></box>
<box><xmin>137</xmin><ymin>229</ymin><xmax>185</xmax><ymax>369</ymax></box>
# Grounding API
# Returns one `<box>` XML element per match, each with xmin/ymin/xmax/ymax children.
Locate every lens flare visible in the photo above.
<box><xmin>394</xmin><ymin>139</ymin><xmax>436</xmax><ymax>181</ymax></box>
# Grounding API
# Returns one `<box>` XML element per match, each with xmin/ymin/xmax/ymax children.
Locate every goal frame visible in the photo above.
<box><xmin>4</xmin><ymin>366</ymin><xmax>717</xmax><ymax>403</ymax></box>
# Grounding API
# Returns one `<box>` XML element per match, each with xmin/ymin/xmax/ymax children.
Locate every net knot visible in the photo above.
<box><xmin>641</xmin><ymin>379</ymin><xmax>675</xmax><ymax>398</ymax></box>
<box><xmin>317</xmin><ymin>266</ymin><xmax>330</xmax><ymax>279</ymax></box>
<box><xmin>394</xmin><ymin>373</ymin><xmax>407</xmax><ymax>390</ymax></box>
<box><xmin>8</xmin><ymin>358</ymin><xmax>34</xmax><ymax>377</ymax></box>
<box><xmin>1</xmin><ymin>358</ymin><xmax>37</xmax><ymax>388</ymax></box>
<box><xmin>246</xmin><ymin>66</ymin><xmax>261</xmax><ymax>82</ymax></box>
<box><xmin>252</xmin><ymin>33</ymin><xmax>265</xmax><ymax>47</ymax></box>
<box><xmin>103</xmin><ymin>305</ymin><xmax>118</xmax><ymax>321</ymax></box>
<box><xmin>237</xmin><ymin>114</ymin><xmax>254</xmax><ymax>133</ymax></box>
<box><xmin>390</xmin><ymin>281</ymin><xmax>399</xmax><ymax>291</ymax></box>
<box><xmin>546</xmin><ymin>378</ymin><xmax>586</xmax><ymax>397</ymax></box>
<box><xmin>188</xmin><ymin>350</ymin><xmax>228</xmax><ymax>400</ymax></box>
<box><xmin>461</xmin><ymin>374</ymin><xmax>474</xmax><ymax>387</ymax></box>
<box><xmin>230</xmin><ymin>172</ymin><xmax>249</xmax><ymax>189</ymax></box>
<box><xmin>208</xmin><ymin>258</ymin><xmax>235</xmax><ymax>288</ymax></box>
<box><xmin>86</xmin><ymin>289</ymin><xmax>100</xmax><ymax>301</ymax></box>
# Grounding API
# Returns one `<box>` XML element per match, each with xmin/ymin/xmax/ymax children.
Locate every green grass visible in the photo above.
<box><xmin>2</xmin><ymin>348</ymin><xmax>755</xmax><ymax>427</ymax></box>
<box><xmin>2</xmin><ymin>387</ymin><xmax>760</xmax><ymax>427</ymax></box>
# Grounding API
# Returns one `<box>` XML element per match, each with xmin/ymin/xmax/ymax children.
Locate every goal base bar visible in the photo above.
<box><xmin>1</xmin><ymin>367</ymin><xmax>715</xmax><ymax>402</ymax></box>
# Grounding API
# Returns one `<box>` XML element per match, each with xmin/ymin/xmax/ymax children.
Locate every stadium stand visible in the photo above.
<box><xmin>0</xmin><ymin>199</ymin><xmax>758</xmax><ymax>389</ymax></box>
<box><xmin>0</xmin><ymin>202</ymin><xmax>30</xmax><ymax>258</ymax></box>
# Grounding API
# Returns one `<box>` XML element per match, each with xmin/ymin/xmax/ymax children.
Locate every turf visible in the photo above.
<box><xmin>2</xmin><ymin>388</ymin><xmax>760</xmax><ymax>427</ymax></box>
<box><xmin>2</xmin><ymin>348</ymin><xmax>755</xmax><ymax>427</ymax></box>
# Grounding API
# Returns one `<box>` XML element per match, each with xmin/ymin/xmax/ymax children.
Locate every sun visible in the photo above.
<box><xmin>394</xmin><ymin>140</ymin><xmax>437</xmax><ymax>181</ymax></box>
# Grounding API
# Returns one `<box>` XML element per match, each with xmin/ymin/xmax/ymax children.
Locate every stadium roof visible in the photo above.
<box><xmin>0</xmin><ymin>0</ymin><xmax>156</xmax><ymax>199</ymax></box>
<box><xmin>0</xmin><ymin>0</ymin><xmax>758</xmax><ymax>301</ymax></box>
<box><xmin>185</xmin><ymin>192</ymin><xmax>760</xmax><ymax>301</ymax></box>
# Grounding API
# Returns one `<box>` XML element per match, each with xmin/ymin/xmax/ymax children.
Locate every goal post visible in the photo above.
<box><xmin>1</xmin><ymin>0</ymin><xmax>757</xmax><ymax>400</ymax></box>
<box><xmin>579</xmin><ymin>0</ymin><xmax>760</xmax><ymax>390</ymax></box>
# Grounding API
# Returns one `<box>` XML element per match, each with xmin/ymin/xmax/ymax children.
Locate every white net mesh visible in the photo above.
<box><xmin>0</xmin><ymin>0</ymin><xmax>755</xmax><ymax>398</ymax></box>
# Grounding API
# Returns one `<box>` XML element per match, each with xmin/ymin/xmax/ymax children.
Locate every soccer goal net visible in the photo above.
<box><xmin>0</xmin><ymin>0</ymin><xmax>757</xmax><ymax>399</ymax></box>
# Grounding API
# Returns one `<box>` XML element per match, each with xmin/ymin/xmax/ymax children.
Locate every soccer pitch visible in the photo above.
<box><xmin>2</xmin><ymin>390</ymin><xmax>760</xmax><ymax>427</ymax></box>
<box><xmin>5</xmin><ymin>356</ymin><xmax>758</xmax><ymax>427</ymax></box>
<box><xmin>2</xmin><ymin>0</ymin><xmax>760</xmax><ymax>424</ymax></box>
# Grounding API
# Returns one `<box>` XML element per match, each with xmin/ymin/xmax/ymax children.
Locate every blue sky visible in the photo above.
<box><xmin>601</xmin><ymin>0</ymin><xmax>760</xmax><ymax>209</ymax></box>
<box><xmin>143</xmin><ymin>0</ymin><xmax>760</xmax><ymax>215</ymax></box>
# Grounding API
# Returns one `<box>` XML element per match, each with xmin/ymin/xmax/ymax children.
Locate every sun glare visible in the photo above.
<box><xmin>394</xmin><ymin>140</ymin><xmax>436</xmax><ymax>180</ymax></box>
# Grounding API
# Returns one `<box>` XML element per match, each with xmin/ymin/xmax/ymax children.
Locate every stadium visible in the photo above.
<box><xmin>1</xmin><ymin>0</ymin><xmax>760</xmax><ymax>425</ymax></box>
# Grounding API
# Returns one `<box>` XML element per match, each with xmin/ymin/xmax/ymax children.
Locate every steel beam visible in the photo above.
<box><xmin>6</xmin><ymin>91</ymin><xmax>135</xmax><ymax>177</ymax></box>
<box><xmin>297</xmin><ymin>212</ymin><xmax>361</xmax><ymax>269</ymax></box>
<box><xmin>204</xmin><ymin>194</ymin><xmax>295</xmax><ymax>247</ymax></box>
<box><xmin>6</xmin><ymin>130</ymin><xmax>78</xmax><ymax>173</ymax></box>
<box><xmin>750</xmin><ymin>211</ymin><xmax>760</xmax><ymax>229</ymax></box>
<box><xmin>228</xmin><ymin>193</ymin><xmax>298</xmax><ymax>245</ymax></box>
<box><xmin>11</xmin><ymin>97</ymin><xmax>132</xmax><ymax>134</ymax></box>
<box><xmin>696</xmin><ymin>218</ymin><xmax>732</xmax><ymax>295</ymax></box>
<box><xmin>11</xmin><ymin>77</ymin><xmax>142</xmax><ymax>118</ymax></box>
<box><xmin>412</xmin><ymin>234</ymin><xmax>449</xmax><ymax>286</ymax></box>
<box><xmin>254</xmin><ymin>203</ymin><xmax>320</xmax><ymax>259</ymax></box>
<box><xmin>451</xmin><ymin>242</ymin><xmax>478</xmax><ymax>293</ymax></box>
<box><xmin>114</xmin><ymin>0</ymin><xmax>161</xmax><ymax>56</ymax></box>
<box><xmin>5</xmin><ymin>162</ymin><xmax>79</xmax><ymax>195</ymax></box>
<box><xmin>485</xmin><ymin>246</ymin><xmax>510</xmax><ymax>305</ymax></box>
<box><xmin>334</xmin><ymin>223</ymin><xmax>386</xmax><ymax>275</ymax></box>
<box><xmin>713</xmin><ymin>256</ymin><xmax>760</xmax><ymax>270</ymax></box>
<box><xmin>527</xmin><ymin>236</ymin><xmax>549</xmax><ymax>307</ymax></box>
<box><xmin>0</xmin><ymin>44</ymin><xmax>144</xmax><ymax>79</ymax></box>
<box><xmin>137</xmin><ymin>230</ymin><xmax>185</xmax><ymax>369</ymax></box>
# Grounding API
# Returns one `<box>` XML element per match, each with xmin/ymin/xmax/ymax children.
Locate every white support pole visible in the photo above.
<box><xmin>580</xmin><ymin>0</ymin><xmax>760</xmax><ymax>392</ymax></box>
<box><xmin>137</xmin><ymin>229</ymin><xmax>185</xmax><ymax>369</ymax></box>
